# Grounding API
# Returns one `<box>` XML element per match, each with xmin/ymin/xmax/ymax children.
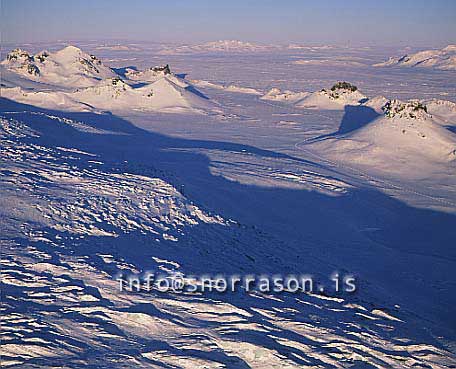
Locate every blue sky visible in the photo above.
<box><xmin>2</xmin><ymin>0</ymin><xmax>455</xmax><ymax>46</ymax></box>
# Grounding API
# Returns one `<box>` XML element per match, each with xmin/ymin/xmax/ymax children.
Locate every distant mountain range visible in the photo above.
<box><xmin>374</xmin><ymin>45</ymin><xmax>456</xmax><ymax>70</ymax></box>
<box><xmin>158</xmin><ymin>40</ymin><xmax>279</xmax><ymax>54</ymax></box>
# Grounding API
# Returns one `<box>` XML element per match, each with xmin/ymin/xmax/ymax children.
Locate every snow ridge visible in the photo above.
<box><xmin>1</xmin><ymin>46</ymin><xmax>220</xmax><ymax>114</ymax></box>
<box><xmin>374</xmin><ymin>45</ymin><xmax>456</xmax><ymax>70</ymax></box>
<box><xmin>1</xmin><ymin>46</ymin><xmax>116</xmax><ymax>88</ymax></box>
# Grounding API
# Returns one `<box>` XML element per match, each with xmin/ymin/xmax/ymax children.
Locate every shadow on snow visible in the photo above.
<box><xmin>1</xmin><ymin>97</ymin><xmax>455</xmax><ymax>367</ymax></box>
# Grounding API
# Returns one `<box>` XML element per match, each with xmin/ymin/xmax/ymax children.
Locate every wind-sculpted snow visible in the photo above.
<box><xmin>0</xmin><ymin>116</ymin><xmax>224</xmax><ymax>237</ymax></box>
<box><xmin>2</xmin><ymin>44</ymin><xmax>456</xmax><ymax>368</ymax></box>
<box><xmin>1</xmin><ymin>105</ymin><xmax>456</xmax><ymax>368</ymax></box>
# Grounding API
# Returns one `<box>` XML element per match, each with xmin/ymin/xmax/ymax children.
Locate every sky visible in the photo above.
<box><xmin>2</xmin><ymin>0</ymin><xmax>455</xmax><ymax>46</ymax></box>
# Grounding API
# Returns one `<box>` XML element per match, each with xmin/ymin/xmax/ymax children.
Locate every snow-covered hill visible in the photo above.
<box><xmin>307</xmin><ymin>99</ymin><xmax>456</xmax><ymax>177</ymax></box>
<box><xmin>295</xmin><ymin>82</ymin><xmax>368</xmax><ymax>110</ymax></box>
<box><xmin>374</xmin><ymin>45</ymin><xmax>456</xmax><ymax>70</ymax></box>
<box><xmin>125</xmin><ymin>64</ymin><xmax>173</xmax><ymax>82</ymax></box>
<box><xmin>192</xmin><ymin>79</ymin><xmax>262</xmax><ymax>95</ymax></box>
<box><xmin>2</xmin><ymin>76</ymin><xmax>219</xmax><ymax>114</ymax></box>
<box><xmin>1</xmin><ymin>46</ymin><xmax>116</xmax><ymax>88</ymax></box>
<box><xmin>363</xmin><ymin>95</ymin><xmax>389</xmax><ymax>113</ymax></box>
<box><xmin>2</xmin><ymin>43</ymin><xmax>456</xmax><ymax>368</ymax></box>
<box><xmin>425</xmin><ymin>99</ymin><xmax>456</xmax><ymax>125</ymax></box>
<box><xmin>2</xmin><ymin>103</ymin><xmax>455</xmax><ymax>368</ymax></box>
<box><xmin>259</xmin><ymin>82</ymin><xmax>368</xmax><ymax>110</ymax></box>
<box><xmin>1</xmin><ymin>46</ymin><xmax>220</xmax><ymax>114</ymax></box>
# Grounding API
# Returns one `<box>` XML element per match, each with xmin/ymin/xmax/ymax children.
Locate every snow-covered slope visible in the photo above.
<box><xmin>192</xmin><ymin>79</ymin><xmax>262</xmax><ymax>95</ymax></box>
<box><xmin>307</xmin><ymin>99</ymin><xmax>456</xmax><ymax>177</ymax></box>
<box><xmin>293</xmin><ymin>58</ymin><xmax>365</xmax><ymax>67</ymax></box>
<box><xmin>374</xmin><ymin>45</ymin><xmax>456</xmax><ymax>70</ymax></box>
<box><xmin>2</xmin><ymin>76</ymin><xmax>219</xmax><ymax>114</ymax></box>
<box><xmin>84</xmin><ymin>75</ymin><xmax>218</xmax><ymax>113</ymax></box>
<box><xmin>2</xmin><ymin>106</ymin><xmax>455</xmax><ymax>368</ymax></box>
<box><xmin>95</xmin><ymin>44</ymin><xmax>142</xmax><ymax>51</ymax></box>
<box><xmin>363</xmin><ymin>95</ymin><xmax>389</xmax><ymax>113</ymax></box>
<box><xmin>125</xmin><ymin>64</ymin><xmax>173</xmax><ymax>83</ymax></box>
<box><xmin>261</xmin><ymin>88</ymin><xmax>310</xmax><ymax>103</ymax></box>
<box><xmin>1</xmin><ymin>46</ymin><xmax>220</xmax><ymax>114</ymax></box>
<box><xmin>1</xmin><ymin>86</ymin><xmax>92</xmax><ymax>112</ymax></box>
<box><xmin>2</xmin><ymin>44</ymin><xmax>456</xmax><ymax>368</ymax></box>
<box><xmin>1</xmin><ymin>46</ymin><xmax>116</xmax><ymax>88</ymax></box>
<box><xmin>296</xmin><ymin>82</ymin><xmax>368</xmax><ymax>110</ymax></box>
<box><xmin>260</xmin><ymin>82</ymin><xmax>368</xmax><ymax>110</ymax></box>
<box><xmin>425</xmin><ymin>99</ymin><xmax>456</xmax><ymax>125</ymax></box>
<box><xmin>131</xmin><ymin>77</ymin><xmax>218</xmax><ymax>112</ymax></box>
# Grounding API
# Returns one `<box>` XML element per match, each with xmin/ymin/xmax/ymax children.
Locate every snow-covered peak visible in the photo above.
<box><xmin>53</xmin><ymin>45</ymin><xmax>84</xmax><ymax>58</ymax></box>
<box><xmin>382</xmin><ymin>99</ymin><xmax>430</xmax><ymax>120</ymax></box>
<box><xmin>329</xmin><ymin>81</ymin><xmax>358</xmax><ymax>92</ymax></box>
<box><xmin>1</xmin><ymin>45</ymin><xmax>217</xmax><ymax>115</ymax></box>
<box><xmin>3</xmin><ymin>48</ymin><xmax>33</xmax><ymax>64</ymax></box>
<box><xmin>48</xmin><ymin>45</ymin><xmax>108</xmax><ymax>75</ymax></box>
<box><xmin>1</xmin><ymin>49</ymin><xmax>41</xmax><ymax>76</ymax></box>
<box><xmin>151</xmin><ymin>64</ymin><xmax>171</xmax><ymax>75</ymax></box>
<box><xmin>363</xmin><ymin>95</ymin><xmax>389</xmax><ymax>113</ymax></box>
<box><xmin>321</xmin><ymin>82</ymin><xmax>367</xmax><ymax>103</ymax></box>
<box><xmin>34</xmin><ymin>50</ymin><xmax>50</xmax><ymax>62</ymax></box>
<box><xmin>83</xmin><ymin>77</ymin><xmax>131</xmax><ymax>94</ymax></box>
<box><xmin>1</xmin><ymin>45</ymin><xmax>116</xmax><ymax>89</ymax></box>
<box><xmin>308</xmin><ymin>97</ymin><xmax>456</xmax><ymax>175</ymax></box>
<box><xmin>125</xmin><ymin>64</ymin><xmax>173</xmax><ymax>82</ymax></box>
<box><xmin>374</xmin><ymin>45</ymin><xmax>456</xmax><ymax>70</ymax></box>
<box><xmin>276</xmin><ymin>81</ymin><xmax>369</xmax><ymax>110</ymax></box>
